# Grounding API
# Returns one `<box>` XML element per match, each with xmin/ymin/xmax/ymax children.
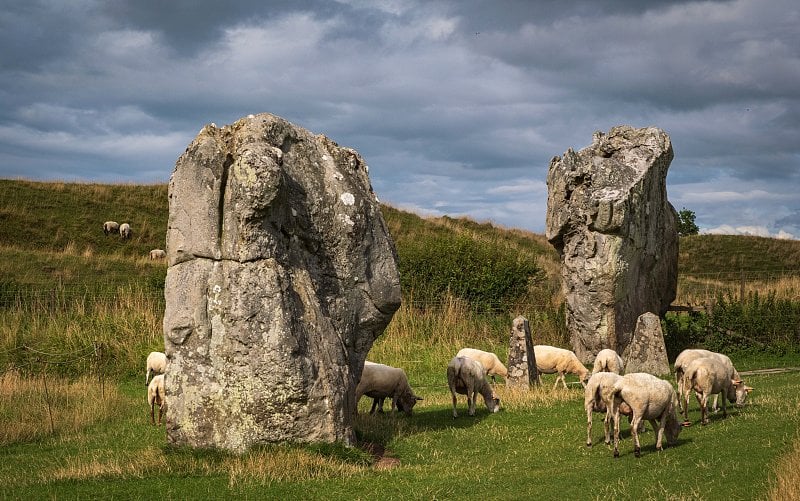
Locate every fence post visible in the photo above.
<box><xmin>740</xmin><ymin>267</ymin><xmax>745</xmax><ymax>303</ymax></box>
<box><xmin>40</xmin><ymin>359</ymin><xmax>55</xmax><ymax>435</ymax></box>
<box><xmin>94</xmin><ymin>340</ymin><xmax>104</xmax><ymax>399</ymax></box>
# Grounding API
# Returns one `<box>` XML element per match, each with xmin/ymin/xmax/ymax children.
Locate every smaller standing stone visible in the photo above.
<box><xmin>507</xmin><ymin>316</ymin><xmax>540</xmax><ymax>387</ymax></box>
<box><xmin>622</xmin><ymin>312</ymin><xmax>670</xmax><ymax>376</ymax></box>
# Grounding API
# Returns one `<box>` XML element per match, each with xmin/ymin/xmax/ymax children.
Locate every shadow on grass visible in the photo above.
<box><xmin>354</xmin><ymin>405</ymin><xmax>495</xmax><ymax>449</ymax></box>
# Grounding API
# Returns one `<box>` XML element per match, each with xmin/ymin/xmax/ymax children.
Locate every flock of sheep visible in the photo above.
<box><xmin>102</xmin><ymin>220</ymin><xmax>166</xmax><ymax>260</ymax></box>
<box><xmin>356</xmin><ymin>345</ymin><xmax>753</xmax><ymax>459</ymax></box>
<box><xmin>142</xmin><ymin>343</ymin><xmax>752</xmax><ymax>458</ymax></box>
<box><xmin>102</xmin><ymin>220</ymin><xmax>132</xmax><ymax>240</ymax></box>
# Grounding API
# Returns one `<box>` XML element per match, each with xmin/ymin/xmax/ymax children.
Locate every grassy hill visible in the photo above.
<box><xmin>2</xmin><ymin>178</ymin><xmax>800</xmax><ymax>304</ymax></box>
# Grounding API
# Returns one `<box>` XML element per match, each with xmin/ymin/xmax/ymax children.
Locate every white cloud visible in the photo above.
<box><xmin>703</xmin><ymin>224</ymin><xmax>797</xmax><ymax>240</ymax></box>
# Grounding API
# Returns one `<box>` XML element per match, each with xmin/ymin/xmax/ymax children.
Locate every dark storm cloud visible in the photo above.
<box><xmin>0</xmin><ymin>0</ymin><xmax>798</xmax><ymax>237</ymax></box>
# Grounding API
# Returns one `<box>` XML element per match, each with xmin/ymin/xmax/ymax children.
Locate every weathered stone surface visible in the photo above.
<box><xmin>507</xmin><ymin>316</ymin><xmax>540</xmax><ymax>387</ymax></box>
<box><xmin>546</xmin><ymin>126</ymin><xmax>678</xmax><ymax>363</ymax></box>
<box><xmin>622</xmin><ymin>312</ymin><xmax>670</xmax><ymax>376</ymax></box>
<box><xmin>163</xmin><ymin>113</ymin><xmax>401</xmax><ymax>452</ymax></box>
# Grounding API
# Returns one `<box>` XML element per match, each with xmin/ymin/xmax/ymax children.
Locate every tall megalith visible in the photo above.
<box><xmin>163</xmin><ymin>113</ymin><xmax>401</xmax><ymax>452</ymax></box>
<box><xmin>545</xmin><ymin>126</ymin><xmax>678</xmax><ymax>363</ymax></box>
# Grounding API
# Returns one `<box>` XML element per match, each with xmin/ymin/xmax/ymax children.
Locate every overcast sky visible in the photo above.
<box><xmin>1</xmin><ymin>0</ymin><xmax>798</xmax><ymax>238</ymax></box>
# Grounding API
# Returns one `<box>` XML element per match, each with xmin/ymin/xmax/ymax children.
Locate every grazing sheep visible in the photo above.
<box><xmin>681</xmin><ymin>356</ymin><xmax>752</xmax><ymax>425</ymax></box>
<box><xmin>145</xmin><ymin>351</ymin><xmax>166</xmax><ymax>386</ymax></box>
<box><xmin>355</xmin><ymin>361</ymin><xmax>423</xmax><ymax>416</ymax></box>
<box><xmin>585</xmin><ymin>371</ymin><xmax>633</xmax><ymax>447</ymax></box>
<box><xmin>149</xmin><ymin>249</ymin><xmax>166</xmax><ymax>260</ymax></box>
<box><xmin>534</xmin><ymin>345</ymin><xmax>590</xmax><ymax>389</ymax></box>
<box><xmin>674</xmin><ymin>349</ymin><xmax>741</xmax><ymax>414</ymax></box>
<box><xmin>103</xmin><ymin>221</ymin><xmax>120</xmax><ymax>235</ymax></box>
<box><xmin>447</xmin><ymin>356</ymin><xmax>500</xmax><ymax>418</ymax></box>
<box><xmin>609</xmin><ymin>373</ymin><xmax>682</xmax><ymax>458</ymax></box>
<box><xmin>456</xmin><ymin>348</ymin><xmax>508</xmax><ymax>382</ymax></box>
<box><xmin>147</xmin><ymin>374</ymin><xmax>166</xmax><ymax>425</ymax></box>
<box><xmin>591</xmin><ymin>349</ymin><xmax>624</xmax><ymax>375</ymax></box>
<box><xmin>119</xmin><ymin>222</ymin><xmax>132</xmax><ymax>240</ymax></box>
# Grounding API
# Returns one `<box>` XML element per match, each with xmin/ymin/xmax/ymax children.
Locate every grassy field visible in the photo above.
<box><xmin>1</xmin><ymin>365</ymin><xmax>798</xmax><ymax>499</ymax></box>
<box><xmin>2</xmin><ymin>179</ymin><xmax>800</xmax><ymax>499</ymax></box>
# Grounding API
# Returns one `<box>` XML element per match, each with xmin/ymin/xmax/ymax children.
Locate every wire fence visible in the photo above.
<box><xmin>0</xmin><ymin>341</ymin><xmax>113</xmax><ymax>436</ymax></box>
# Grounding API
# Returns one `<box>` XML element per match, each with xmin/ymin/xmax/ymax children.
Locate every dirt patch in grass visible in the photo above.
<box><xmin>359</xmin><ymin>442</ymin><xmax>401</xmax><ymax>470</ymax></box>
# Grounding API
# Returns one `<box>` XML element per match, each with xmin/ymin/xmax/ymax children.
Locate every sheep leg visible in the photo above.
<box><xmin>651</xmin><ymin>418</ymin><xmax>664</xmax><ymax>451</ymax></box>
<box><xmin>586</xmin><ymin>405</ymin><xmax>593</xmax><ymax>447</ymax></box>
<box><xmin>145</xmin><ymin>368</ymin><xmax>151</xmax><ymax>387</ymax></box>
<box><xmin>721</xmin><ymin>391</ymin><xmax>727</xmax><ymax>418</ymax></box>
<box><xmin>158</xmin><ymin>405</ymin><xmax>163</xmax><ymax>425</ymax></box>
<box><xmin>631</xmin><ymin>415</ymin><xmax>642</xmax><ymax>458</ymax></box>
<box><xmin>712</xmin><ymin>393</ymin><xmax>719</xmax><ymax>413</ymax></box>
<box><xmin>450</xmin><ymin>388</ymin><xmax>458</xmax><ymax>418</ymax></box>
<box><xmin>697</xmin><ymin>391</ymin><xmax>709</xmax><ymax>425</ymax></box>
<box><xmin>604</xmin><ymin>409</ymin><xmax>613</xmax><ymax>445</ymax></box>
<box><xmin>369</xmin><ymin>398</ymin><xmax>379</xmax><ymax>414</ymax></box>
<box><xmin>612</xmin><ymin>402</ymin><xmax>621</xmax><ymax>458</ymax></box>
<box><xmin>553</xmin><ymin>372</ymin><xmax>564</xmax><ymax>390</ymax></box>
<box><xmin>675</xmin><ymin>369</ymin><xmax>685</xmax><ymax>413</ymax></box>
<box><xmin>682</xmin><ymin>385</ymin><xmax>692</xmax><ymax>422</ymax></box>
<box><xmin>468</xmin><ymin>387</ymin><xmax>476</xmax><ymax>416</ymax></box>
<box><xmin>150</xmin><ymin>401</ymin><xmax>156</xmax><ymax>425</ymax></box>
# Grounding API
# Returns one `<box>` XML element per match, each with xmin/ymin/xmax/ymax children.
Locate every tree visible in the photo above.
<box><xmin>677</xmin><ymin>207</ymin><xmax>699</xmax><ymax>236</ymax></box>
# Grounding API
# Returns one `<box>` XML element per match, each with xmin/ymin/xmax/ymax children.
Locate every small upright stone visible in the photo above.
<box><xmin>622</xmin><ymin>312</ymin><xmax>670</xmax><ymax>376</ymax></box>
<box><xmin>506</xmin><ymin>316</ymin><xmax>540</xmax><ymax>387</ymax></box>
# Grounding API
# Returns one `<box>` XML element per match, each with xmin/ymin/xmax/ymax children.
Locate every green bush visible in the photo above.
<box><xmin>664</xmin><ymin>291</ymin><xmax>800</xmax><ymax>357</ymax></box>
<box><xmin>396</xmin><ymin>232</ymin><xmax>543</xmax><ymax>313</ymax></box>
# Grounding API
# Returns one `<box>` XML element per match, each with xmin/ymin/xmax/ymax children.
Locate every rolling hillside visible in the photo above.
<box><xmin>1</xmin><ymin>178</ymin><xmax>799</xmax><ymax>305</ymax></box>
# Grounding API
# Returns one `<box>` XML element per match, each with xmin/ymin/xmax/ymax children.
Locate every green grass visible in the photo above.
<box><xmin>0</xmin><ymin>366</ymin><xmax>796</xmax><ymax>499</ymax></box>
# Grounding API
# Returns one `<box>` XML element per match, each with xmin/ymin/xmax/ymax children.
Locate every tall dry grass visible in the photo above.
<box><xmin>370</xmin><ymin>295</ymin><xmax>567</xmax><ymax>387</ymax></box>
<box><xmin>766</xmin><ymin>434</ymin><xmax>800</xmax><ymax>501</ymax></box>
<box><xmin>0</xmin><ymin>285</ymin><xmax>164</xmax><ymax>377</ymax></box>
<box><xmin>0</xmin><ymin>371</ymin><xmax>124</xmax><ymax>445</ymax></box>
<box><xmin>676</xmin><ymin>273</ymin><xmax>800</xmax><ymax>305</ymax></box>
<box><xmin>41</xmin><ymin>444</ymin><xmax>369</xmax><ymax>488</ymax></box>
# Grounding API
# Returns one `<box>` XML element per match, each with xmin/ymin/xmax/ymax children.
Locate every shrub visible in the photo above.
<box><xmin>396</xmin><ymin>232</ymin><xmax>543</xmax><ymax>313</ymax></box>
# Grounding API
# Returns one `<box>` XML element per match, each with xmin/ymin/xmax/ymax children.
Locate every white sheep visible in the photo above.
<box><xmin>149</xmin><ymin>249</ymin><xmax>166</xmax><ymax>260</ymax></box>
<box><xmin>355</xmin><ymin>361</ymin><xmax>423</xmax><ymax>416</ymax></box>
<box><xmin>456</xmin><ymin>348</ymin><xmax>508</xmax><ymax>382</ymax></box>
<box><xmin>447</xmin><ymin>356</ymin><xmax>500</xmax><ymax>418</ymax></box>
<box><xmin>119</xmin><ymin>222</ymin><xmax>132</xmax><ymax>240</ymax></box>
<box><xmin>147</xmin><ymin>374</ymin><xmax>166</xmax><ymax>425</ymax></box>
<box><xmin>681</xmin><ymin>356</ymin><xmax>752</xmax><ymax>425</ymax></box>
<box><xmin>674</xmin><ymin>348</ymin><xmax>741</xmax><ymax>414</ymax></box>
<box><xmin>609</xmin><ymin>372</ymin><xmax>683</xmax><ymax>458</ymax></box>
<box><xmin>145</xmin><ymin>351</ymin><xmax>166</xmax><ymax>386</ymax></box>
<box><xmin>591</xmin><ymin>348</ymin><xmax>624</xmax><ymax>375</ymax></box>
<box><xmin>534</xmin><ymin>345</ymin><xmax>590</xmax><ymax>389</ymax></box>
<box><xmin>103</xmin><ymin>221</ymin><xmax>120</xmax><ymax>235</ymax></box>
<box><xmin>585</xmin><ymin>371</ymin><xmax>633</xmax><ymax>447</ymax></box>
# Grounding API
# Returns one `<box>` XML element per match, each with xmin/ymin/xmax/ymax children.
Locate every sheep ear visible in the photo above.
<box><xmin>732</xmin><ymin>379</ymin><xmax>742</xmax><ymax>386</ymax></box>
<box><xmin>745</xmin><ymin>386</ymin><xmax>754</xmax><ymax>393</ymax></box>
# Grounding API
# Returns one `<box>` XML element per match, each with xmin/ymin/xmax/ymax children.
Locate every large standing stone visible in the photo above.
<box><xmin>546</xmin><ymin>126</ymin><xmax>678</xmax><ymax>363</ymax></box>
<box><xmin>163</xmin><ymin>113</ymin><xmax>401</xmax><ymax>452</ymax></box>
<box><xmin>622</xmin><ymin>312</ymin><xmax>670</xmax><ymax>376</ymax></box>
